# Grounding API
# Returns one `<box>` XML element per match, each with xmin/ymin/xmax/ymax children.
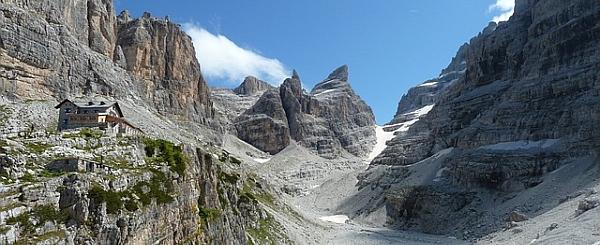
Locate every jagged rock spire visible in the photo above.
<box><xmin>326</xmin><ymin>65</ymin><xmax>349</xmax><ymax>81</ymax></box>
<box><xmin>292</xmin><ymin>69</ymin><xmax>300</xmax><ymax>80</ymax></box>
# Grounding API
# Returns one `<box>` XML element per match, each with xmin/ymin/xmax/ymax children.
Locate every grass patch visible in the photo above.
<box><xmin>25</xmin><ymin>142</ymin><xmax>53</xmax><ymax>154</ymax></box>
<box><xmin>247</xmin><ymin>215</ymin><xmax>289</xmax><ymax>245</ymax></box>
<box><xmin>0</xmin><ymin>172</ymin><xmax>15</xmax><ymax>185</ymax></box>
<box><xmin>20</xmin><ymin>173</ymin><xmax>35</xmax><ymax>183</ymax></box>
<box><xmin>62</xmin><ymin>128</ymin><xmax>103</xmax><ymax>139</ymax></box>
<box><xmin>38</xmin><ymin>169</ymin><xmax>65</xmax><ymax>178</ymax></box>
<box><xmin>89</xmin><ymin>170</ymin><xmax>175</xmax><ymax>214</ymax></box>
<box><xmin>242</xmin><ymin>178</ymin><xmax>275</xmax><ymax>207</ymax></box>
<box><xmin>239</xmin><ymin>191</ymin><xmax>258</xmax><ymax>205</ymax></box>
<box><xmin>0</xmin><ymin>203</ymin><xmax>22</xmax><ymax>212</ymax></box>
<box><xmin>143</xmin><ymin>138</ymin><xmax>187</xmax><ymax>176</ymax></box>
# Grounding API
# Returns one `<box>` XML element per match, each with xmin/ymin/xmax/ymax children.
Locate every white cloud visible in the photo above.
<box><xmin>489</xmin><ymin>0</ymin><xmax>515</xmax><ymax>22</ymax></box>
<box><xmin>183</xmin><ymin>24</ymin><xmax>290</xmax><ymax>85</ymax></box>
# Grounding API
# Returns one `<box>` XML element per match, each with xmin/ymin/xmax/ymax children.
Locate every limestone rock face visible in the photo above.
<box><xmin>309</xmin><ymin>65</ymin><xmax>377</xmax><ymax>157</ymax></box>
<box><xmin>116</xmin><ymin>12</ymin><xmax>213</xmax><ymax>119</ymax></box>
<box><xmin>0</xmin><ymin>1</ymin><xmax>131</xmax><ymax>100</ymax></box>
<box><xmin>234</xmin><ymin>89</ymin><xmax>291</xmax><ymax>154</ymax></box>
<box><xmin>233</xmin><ymin>76</ymin><xmax>273</xmax><ymax>95</ymax></box>
<box><xmin>0</xmin><ymin>0</ymin><xmax>215</xmax><ymax>126</ymax></box>
<box><xmin>0</xmin><ymin>0</ymin><xmax>117</xmax><ymax>57</ymax></box>
<box><xmin>234</xmin><ymin>66</ymin><xmax>376</xmax><ymax>158</ymax></box>
<box><xmin>356</xmin><ymin>0</ymin><xmax>600</xmax><ymax>237</ymax></box>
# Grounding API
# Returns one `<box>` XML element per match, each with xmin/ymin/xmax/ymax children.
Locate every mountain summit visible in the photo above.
<box><xmin>235</xmin><ymin>66</ymin><xmax>376</xmax><ymax>157</ymax></box>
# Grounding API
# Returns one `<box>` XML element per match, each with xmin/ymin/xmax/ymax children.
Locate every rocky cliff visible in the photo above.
<box><xmin>0</xmin><ymin>0</ymin><xmax>214</xmax><ymax>125</ymax></box>
<box><xmin>234</xmin><ymin>66</ymin><xmax>376</xmax><ymax>158</ymax></box>
<box><xmin>388</xmin><ymin>42</ymin><xmax>469</xmax><ymax>125</ymax></box>
<box><xmin>352</xmin><ymin>0</ymin><xmax>600</xmax><ymax>240</ymax></box>
<box><xmin>115</xmin><ymin>11</ymin><xmax>213</xmax><ymax>119</ymax></box>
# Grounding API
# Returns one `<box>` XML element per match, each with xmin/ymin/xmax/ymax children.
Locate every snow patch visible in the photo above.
<box><xmin>253</xmin><ymin>157</ymin><xmax>271</xmax><ymax>163</ymax></box>
<box><xmin>319</xmin><ymin>215</ymin><xmax>349</xmax><ymax>224</ymax></box>
<box><xmin>480</xmin><ymin>139</ymin><xmax>560</xmax><ymax>151</ymax></box>
<box><xmin>403</xmin><ymin>104</ymin><xmax>435</xmax><ymax>118</ymax></box>
<box><xmin>368</xmin><ymin>126</ymin><xmax>398</xmax><ymax>161</ymax></box>
<box><xmin>368</xmin><ymin>105</ymin><xmax>437</xmax><ymax>161</ymax></box>
<box><xmin>418</xmin><ymin>81</ymin><xmax>439</xmax><ymax>87</ymax></box>
<box><xmin>312</xmin><ymin>89</ymin><xmax>337</xmax><ymax>97</ymax></box>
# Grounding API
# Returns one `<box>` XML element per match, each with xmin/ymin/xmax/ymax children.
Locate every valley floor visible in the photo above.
<box><xmin>227</xmin><ymin>126</ymin><xmax>469</xmax><ymax>245</ymax></box>
<box><xmin>229</xmin><ymin>125</ymin><xmax>600</xmax><ymax>245</ymax></box>
<box><xmin>290</xmin><ymin>169</ymin><xmax>467</xmax><ymax>245</ymax></box>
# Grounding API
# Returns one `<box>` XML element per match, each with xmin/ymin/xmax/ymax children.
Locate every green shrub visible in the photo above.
<box><xmin>6</xmin><ymin>212</ymin><xmax>33</xmax><ymax>233</ymax></box>
<box><xmin>0</xmin><ymin>226</ymin><xmax>9</xmax><ymax>235</ymax></box>
<box><xmin>198</xmin><ymin>207</ymin><xmax>221</xmax><ymax>221</ymax></box>
<box><xmin>88</xmin><ymin>185</ymin><xmax>126</xmax><ymax>214</ymax></box>
<box><xmin>79</xmin><ymin>128</ymin><xmax>103</xmax><ymax>139</ymax></box>
<box><xmin>219</xmin><ymin>171</ymin><xmax>239</xmax><ymax>185</ymax></box>
<box><xmin>32</xmin><ymin>205</ymin><xmax>69</xmax><ymax>224</ymax></box>
<box><xmin>124</xmin><ymin>199</ymin><xmax>139</xmax><ymax>212</ymax></box>
<box><xmin>143</xmin><ymin>138</ymin><xmax>187</xmax><ymax>176</ymax></box>
<box><xmin>132</xmin><ymin>170</ymin><xmax>174</xmax><ymax>207</ymax></box>
<box><xmin>239</xmin><ymin>191</ymin><xmax>257</xmax><ymax>204</ymax></box>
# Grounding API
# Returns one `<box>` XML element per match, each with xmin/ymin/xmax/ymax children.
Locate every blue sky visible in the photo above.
<box><xmin>114</xmin><ymin>0</ymin><xmax>514</xmax><ymax>124</ymax></box>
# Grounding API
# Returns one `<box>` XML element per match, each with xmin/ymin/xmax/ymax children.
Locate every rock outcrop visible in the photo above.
<box><xmin>354</xmin><ymin>0</ymin><xmax>600</xmax><ymax>239</ymax></box>
<box><xmin>235</xmin><ymin>89</ymin><xmax>291</xmax><ymax>154</ymax></box>
<box><xmin>309</xmin><ymin>65</ymin><xmax>377</xmax><ymax>157</ymax></box>
<box><xmin>233</xmin><ymin>76</ymin><xmax>273</xmax><ymax>96</ymax></box>
<box><xmin>234</xmin><ymin>66</ymin><xmax>376</xmax><ymax>158</ymax></box>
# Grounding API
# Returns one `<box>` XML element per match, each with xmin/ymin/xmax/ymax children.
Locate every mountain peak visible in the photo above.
<box><xmin>326</xmin><ymin>65</ymin><xmax>349</xmax><ymax>81</ymax></box>
<box><xmin>292</xmin><ymin>69</ymin><xmax>301</xmax><ymax>80</ymax></box>
<box><xmin>233</xmin><ymin>76</ymin><xmax>272</xmax><ymax>95</ymax></box>
<box><xmin>310</xmin><ymin>65</ymin><xmax>353</xmax><ymax>95</ymax></box>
